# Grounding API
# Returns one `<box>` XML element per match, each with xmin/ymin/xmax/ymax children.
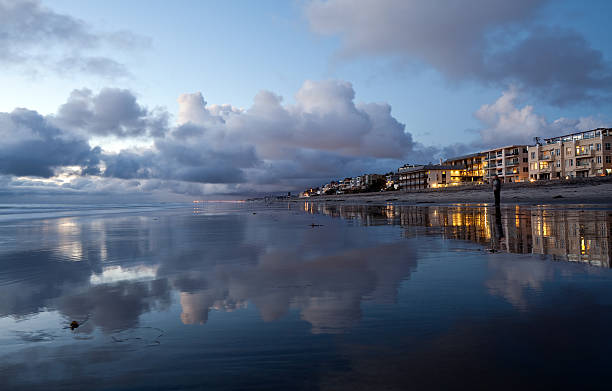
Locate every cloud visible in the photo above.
<box><xmin>55</xmin><ymin>88</ymin><xmax>169</xmax><ymax>138</ymax></box>
<box><xmin>0</xmin><ymin>108</ymin><xmax>100</xmax><ymax>177</ymax></box>
<box><xmin>0</xmin><ymin>80</ymin><xmax>430</xmax><ymax>197</ymax></box>
<box><xmin>0</xmin><ymin>0</ymin><xmax>149</xmax><ymax>77</ymax></box>
<box><xmin>305</xmin><ymin>0</ymin><xmax>612</xmax><ymax>106</ymax></box>
<box><xmin>97</xmin><ymin>80</ymin><xmax>423</xmax><ymax>192</ymax></box>
<box><xmin>474</xmin><ymin>86</ymin><xmax>610</xmax><ymax>147</ymax></box>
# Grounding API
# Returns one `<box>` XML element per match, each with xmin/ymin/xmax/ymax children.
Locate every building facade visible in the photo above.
<box><xmin>482</xmin><ymin>145</ymin><xmax>530</xmax><ymax>182</ymax></box>
<box><xmin>444</xmin><ymin>152</ymin><xmax>486</xmax><ymax>184</ymax></box>
<box><xmin>528</xmin><ymin>128</ymin><xmax>612</xmax><ymax>180</ymax></box>
<box><xmin>398</xmin><ymin>164</ymin><xmax>460</xmax><ymax>191</ymax></box>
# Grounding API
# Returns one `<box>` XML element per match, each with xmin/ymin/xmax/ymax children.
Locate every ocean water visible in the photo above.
<box><xmin>0</xmin><ymin>201</ymin><xmax>611</xmax><ymax>390</ymax></box>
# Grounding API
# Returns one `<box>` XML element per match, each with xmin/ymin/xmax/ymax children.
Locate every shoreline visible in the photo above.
<box><xmin>291</xmin><ymin>176</ymin><xmax>612</xmax><ymax>206</ymax></box>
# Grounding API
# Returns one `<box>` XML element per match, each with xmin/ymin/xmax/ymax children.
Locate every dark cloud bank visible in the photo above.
<box><xmin>306</xmin><ymin>0</ymin><xmax>612</xmax><ymax>106</ymax></box>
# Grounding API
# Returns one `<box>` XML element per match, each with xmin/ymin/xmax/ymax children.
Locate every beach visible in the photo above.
<box><xmin>297</xmin><ymin>176</ymin><xmax>612</xmax><ymax>205</ymax></box>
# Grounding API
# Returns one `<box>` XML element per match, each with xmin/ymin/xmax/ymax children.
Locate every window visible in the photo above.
<box><xmin>556</xmin><ymin>161</ymin><xmax>561</xmax><ymax>167</ymax></box>
<box><xmin>523</xmin><ymin>148</ymin><xmax>528</xmax><ymax>153</ymax></box>
<box><xmin>589</xmin><ymin>144</ymin><xmax>594</xmax><ymax>151</ymax></box>
<box><xmin>570</xmin><ymin>159</ymin><xmax>573</xmax><ymax>166</ymax></box>
<box><xmin>531</xmin><ymin>152</ymin><xmax>535</xmax><ymax>159</ymax></box>
<box><xmin>522</xmin><ymin>167</ymin><xmax>528</xmax><ymax>172</ymax></box>
<box><xmin>523</xmin><ymin>157</ymin><xmax>528</xmax><ymax>162</ymax></box>
<box><xmin>607</xmin><ymin>156</ymin><xmax>612</xmax><ymax>164</ymax></box>
<box><xmin>566</xmin><ymin>147</ymin><xmax>572</xmax><ymax>154</ymax></box>
<box><xmin>606</xmin><ymin>143</ymin><xmax>611</xmax><ymax>151</ymax></box>
<box><xmin>597</xmin><ymin>143</ymin><xmax>601</xmax><ymax>151</ymax></box>
<box><xmin>555</xmin><ymin>149</ymin><xmax>559</xmax><ymax>156</ymax></box>
<box><xmin>597</xmin><ymin>156</ymin><xmax>602</xmax><ymax>164</ymax></box>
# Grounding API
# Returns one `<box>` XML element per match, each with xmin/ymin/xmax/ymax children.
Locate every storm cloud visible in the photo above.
<box><xmin>0</xmin><ymin>108</ymin><xmax>100</xmax><ymax>178</ymax></box>
<box><xmin>306</xmin><ymin>0</ymin><xmax>612</xmax><ymax>106</ymax></box>
<box><xmin>55</xmin><ymin>88</ymin><xmax>169</xmax><ymax>138</ymax></box>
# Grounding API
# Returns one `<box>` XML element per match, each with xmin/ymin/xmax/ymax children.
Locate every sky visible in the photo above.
<box><xmin>1</xmin><ymin>0</ymin><xmax>612</xmax><ymax>200</ymax></box>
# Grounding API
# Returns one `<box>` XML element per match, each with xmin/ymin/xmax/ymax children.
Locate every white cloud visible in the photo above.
<box><xmin>475</xmin><ymin>87</ymin><xmax>610</xmax><ymax>147</ymax></box>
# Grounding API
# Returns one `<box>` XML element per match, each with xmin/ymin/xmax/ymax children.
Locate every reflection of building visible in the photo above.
<box><xmin>531</xmin><ymin>209</ymin><xmax>612</xmax><ymax>267</ymax></box>
<box><xmin>529</xmin><ymin>128</ymin><xmax>612</xmax><ymax>180</ymax></box>
<box><xmin>301</xmin><ymin>203</ymin><xmax>612</xmax><ymax>267</ymax></box>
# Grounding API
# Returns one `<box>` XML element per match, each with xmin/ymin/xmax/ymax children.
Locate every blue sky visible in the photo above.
<box><xmin>1</xmin><ymin>0</ymin><xmax>612</xmax><ymax>199</ymax></box>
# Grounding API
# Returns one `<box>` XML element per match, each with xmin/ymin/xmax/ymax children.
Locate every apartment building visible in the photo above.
<box><xmin>528</xmin><ymin>128</ymin><xmax>612</xmax><ymax>180</ymax></box>
<box><xmin>398</xmin><ymin>164</ymin><xmax>460</xmax><ymax>191</ymax></box>
<box><xmin>444</xmin><ymin>152</ymin><xmax>486</xmax><ymax>183</ymax></box>
<box><xmin>482</xmin><ymin>145</ymin><xmax>530</xmax><ymax>182</ymax></box>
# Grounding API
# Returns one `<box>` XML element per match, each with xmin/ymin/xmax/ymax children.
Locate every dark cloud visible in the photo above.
<box><xmin>0</xmin><ymin>108</ymin><xmax>100</xmax><ymax>178</ymax></box>
<box><xmin>0</xmin><ymin>0</ymin><xmax>148</xmax><ymax>77</ymax></box>
<box><xmin>55</xmin><ymin>88</ymin><xmax>169</xmax><ymax>138</ymax></box>
<box><xmin>306</xmin><ymin>0</ymin><xmax>612</xmax><ymax>106</ymax></box>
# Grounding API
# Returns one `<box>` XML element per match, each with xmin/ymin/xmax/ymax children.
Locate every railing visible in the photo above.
<box><xmin>576</xmin><ymin>162</ymin><xmax>591</xmax><ymax>168</ymax></box>
<box><xmin>576</xmin><ymin>150</ymin><xmax>593</xmax><ymax>157</ymax></box>
<box><xmin>539</xmin><ymin>155</ymin><xmax>554</xmax><ymax>160</ymax></box>
<box><xmin>505</xmin><ymin>151</ymin><xmax>518</xmax><ymax>156</ymax></box>
<box><xmin>505</xmin><ymin>160</ymin><xmax>519</xmax><ymax>166</ymax></box>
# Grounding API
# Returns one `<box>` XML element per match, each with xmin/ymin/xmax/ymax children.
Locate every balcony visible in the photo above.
<box><xmin>539</xmin><ymin>155</ymin><xmax>554</xmax><ymax>161</ymax></box>
<box><xmin>576</xmin><ymin>162</ymin><xmax>591</xmax><ymax>168</ymax></box>
<box><xmin>576</xmin><ymin>150</ymin><xmax>593</xmax><ymax>157</ymax></box>
<box><xmin>538</xmin><ymin>166</ymin><xmax>552</xmax><ymax>172</ymax></box>
<box><xmin>505</xmin><ymin>160</ymin><xmax>519</xmax><ymax>166</ymax></box>
<box><xmin>505</xmin><ymin>151</ymin><xmax>519</xmax><ymax>156</ymax></box>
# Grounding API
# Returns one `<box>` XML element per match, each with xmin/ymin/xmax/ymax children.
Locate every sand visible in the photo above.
<box><xmin>295</xmin><ymin>176</ymin><xmax>612</xmax><ymax>206</ymax></box>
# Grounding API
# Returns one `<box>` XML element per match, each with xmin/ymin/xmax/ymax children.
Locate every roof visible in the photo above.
<box><xmin>399</xmin><ymin>164</ymin><xmax>462</xmax><ymax>173</ymax></box>
<box><xmin>543</xmin><ymin>127</ymin><xmax>611</xmax><ymax>142</ymax></box>
<box><xmin>444</xmin><ymin>152</ymin><xmax>485</xmax><ymax>162</ymax></box>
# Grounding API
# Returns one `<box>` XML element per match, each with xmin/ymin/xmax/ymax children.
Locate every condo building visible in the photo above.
<box><xmin>528</xmin><ymin>128</ymin><xmax>612</xmax><ymax>180</ymax></box>
<box><xmin>398</xmin><ymin>164</ymin><xmax>460</xmax><ymax>191</ymax></box>
<box><xmin>444</xmin><ymin>152</ymin><xmax>486</xmax><ymax>184</ymax></box>
<box><xmin>482</xmin><ymin>145</ymin><xmax>530</xmax><ymax>182</ymax></box>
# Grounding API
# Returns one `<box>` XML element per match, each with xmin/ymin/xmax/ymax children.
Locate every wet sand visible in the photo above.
<box><xmin>297</xmin><ymin>176</ymin><xmax>612</xmax><ymax>205</ymax></box>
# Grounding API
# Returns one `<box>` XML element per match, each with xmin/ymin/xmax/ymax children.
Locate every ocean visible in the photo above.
<box><xmin>1</xmin><ymin>201</ymin><xmax>611</xmax><ymax>390</ymax></box>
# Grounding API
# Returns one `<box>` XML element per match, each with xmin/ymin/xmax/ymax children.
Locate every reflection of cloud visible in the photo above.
<box><xmin>174</xmin><ymin>242</ymin><xmax>417</xmax><ymax>333</ymax></box>
<box><xmin>300</xmin><ymin>294</ymin><xmax>361</xmax><ymax>334</ymax></box>
<box><xmin>58</xmin><ymin>279</ymin><xmax>171</xmax><ymax>333</ymax></box>
<box><xmin>485</xmin><ymin>256</ymin><xmax>555</xmax><ymax>309</ymax></box>
<box><xmin>179</xmin><ymin>291</ymin><xmax>247</xmax><ymax>325</ymax></box>
<box><xmin>90</xmin><ymin>265</ymin><xmax>158</xmax><ymax>285</ymax></box>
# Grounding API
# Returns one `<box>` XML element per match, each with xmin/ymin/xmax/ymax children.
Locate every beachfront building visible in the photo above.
<box><xmin>528</xmin><ymin>128</ymin><xmax>612</xmax><ymax>180</ymax></box>
<box><xmin>398</xmin><ymin>164</ymin><xmax>460</xmax><ymax>191</ymax></box>
<box><xmin>482</xmin><ymin>145</ymin><xmax>530</xmax><ymax>183</ymax></box>
<box><xmin>385</xmin><ymin>172</ymin><xmax>400</xmax><ymax>190</ymax></box>
<box><xmin>444</xmin><ymin>152</ymin><xmax>486</xmax><ymax>184</ymax></box>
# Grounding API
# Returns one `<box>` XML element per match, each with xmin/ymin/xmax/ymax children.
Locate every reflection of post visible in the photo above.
<box><xmin>490</xmin><ymin>205</ymin><xmax>505</xmax><ymax>250</ymax></box>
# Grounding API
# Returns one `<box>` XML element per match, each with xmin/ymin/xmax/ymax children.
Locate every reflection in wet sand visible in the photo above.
<box><xmin>303</xmin><ymin>202</ymin><xmax>612</xmax><ymax>267</ymax></box>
